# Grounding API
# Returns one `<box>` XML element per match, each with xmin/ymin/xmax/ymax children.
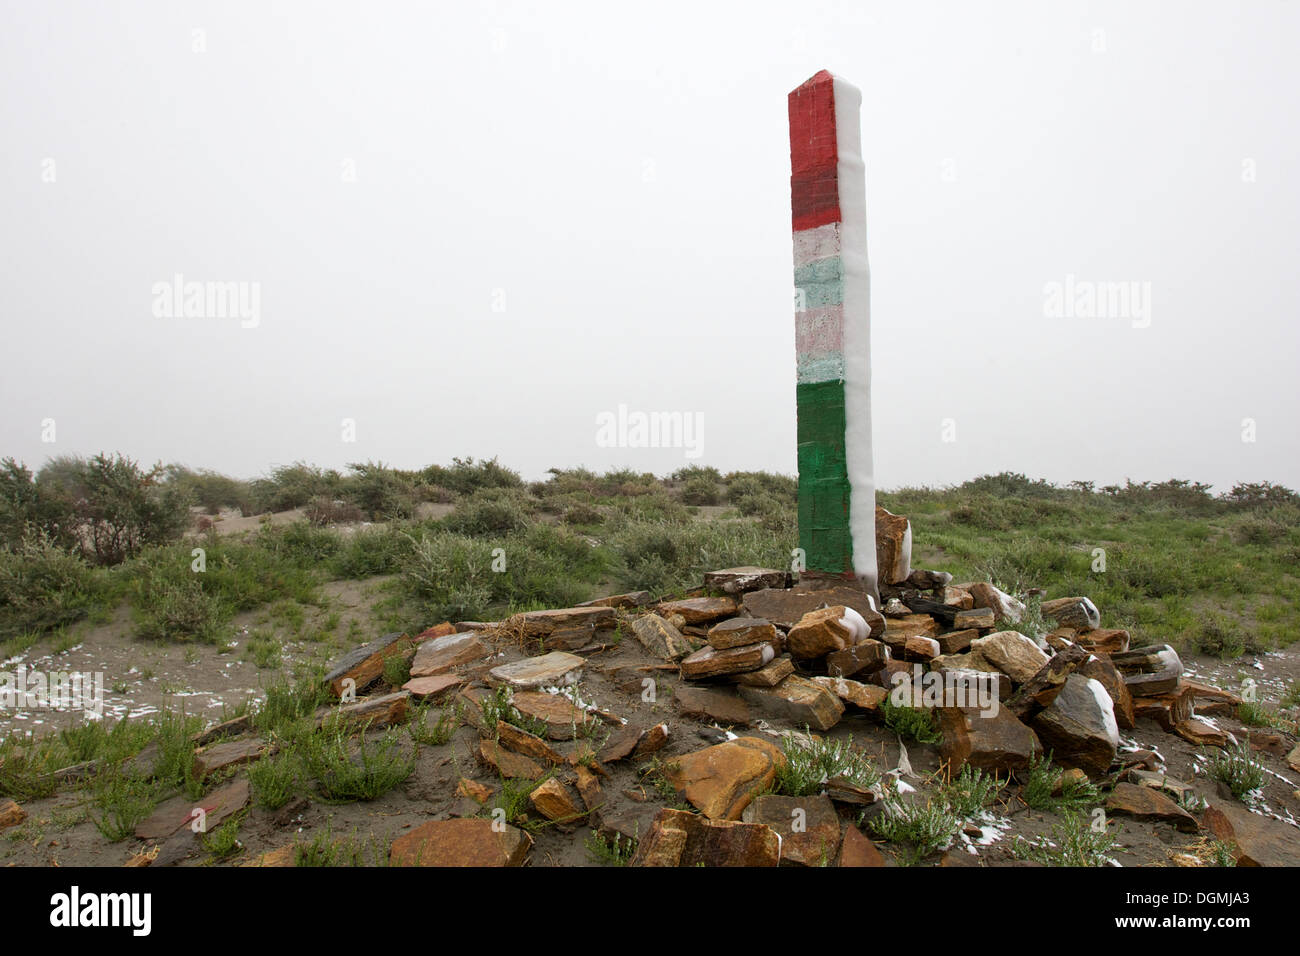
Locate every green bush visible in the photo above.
<box><xmin>0</xmin><ymin>534</ymin><xmax>101</xmax><ymax>639</ymax></box>
<box><xmin>132</xmin><ymin>575</ymin><xmax>228</xmax><ymax>644</ymax></box>
<box><xmin>340</xmin><ymin>461</ymin><xmax>417</xmax><ymax>521</ymax></box>
<box><xmin>680</xmin><ymin>476</ymin><xmax>721</xmax><ymax>506</ymax></box>
<box><xmin>420</xmin><ymin>457</ymin><xmax>522</xmax><ymax>496</ymax></box>
<box><xmin>441</xmin><ymin>488</ymin><xmax>536</xmax><ymax>536</ymax></box>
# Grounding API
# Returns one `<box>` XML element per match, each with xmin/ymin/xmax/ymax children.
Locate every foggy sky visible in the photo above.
<box><xmin>2</xmin><ymin>0</ymin><xmax>1297</xmax><ymax>492</ymax></box>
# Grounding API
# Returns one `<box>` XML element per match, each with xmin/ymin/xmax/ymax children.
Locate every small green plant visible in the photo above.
<box><xmin>584</xmin><ymin>828</ymin><xmax>635</xmax><ymax>866</ymax></box>
<box><xmin>1011</xmin><ymin>810</ymin><xmax>1117</xmax><ymax>866</ymax></box>
<box><xmin>92</xmin><ymin>772</ymin><xmax>157</xmax><ymax>842</ymax></box>
<box><xmin>772</xmin><ymin>730</ymin><xmax>880</xmax><ymax>797</ymax></box>
<box><xmin>303</xmin><ymin>724</ymin><xmax>415</xmax><ymax>802</ymax></box>
<box><xmin>408</xmin><ymin>701</ymin><xmax>460</xmax><ymax>746</ymax></box>
<box><xmin>869</xmin><ymin>790</ymin><xmax>961</xmax><ymax>865</ymax></box>
<box><xmin>938</xmin><ymin>764</ymin><xmax>1004</xmax><ymax>819</ymax></box>
<box><xmin>880</xmin><ymin>698</ymin><xmax>942</xmax><ymax>744</ymax></box>
<box><xmin>1205</xmin><ymin>743</ymin><xmax>1264</xmax><ymax>800</ymax></box>
<box><xmin>200</xmin><ymin>815</ymin><xmax>244</xmax><ymax>861</ymax></box>
<box><xmin>1020</xmin><ymin>753</ymin><xmax>1102</xmax><ymax>812</ymax></box>
<box><xmin>1236</xmin><ymin>700</ymin><xmax>1279</xmax><ymax>728</ymax></box>
<box><xmin>382</xmin><ymin>653</ymin><xmax>412</xmax><ymax>688</ymax></box>
<box><xmin>1207</xmin><ymin>839</ymin><xmax>1238</xmax><ymax>867</ymax></box>
<box><xmin>248</xmin><ymin>749</ymin><xmax>303</xmax><ymax>811</ymax></box>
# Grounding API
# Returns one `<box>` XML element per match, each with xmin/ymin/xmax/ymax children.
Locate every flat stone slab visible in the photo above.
<box><xmin>657</xmin><ymin>596</ymin><xmax>740</xmax><ymax>625</ymax></box>
<box><xmin>703</xmin><ymin>567</ymin><xmax>788</xmax><ymax>594</ymax></box>
<box><xmin>135</xmin><ymin>778</ymin><xmax>250</xmax><ymax>842</ymax></box>
<box><xmin>410</xmin><ymin>632</ymin><xmax>488</xmax><ymax>678</ymax></box>
<box><xmin>402</xmin><ymin>673</ymin><xmax>465</xmax><ymax>701</ymax></box>
<box><xmin>664</xmin><ymin>736</ymin><xmax>786</xmax><ymax>820</ymax></box>
<box><xmin>737</xmin><ymin>675</ymin><xmax>844</xmax><ymax>731</ymax></box>
<box><xmin>675</xmin><ymin>685</ymin><xmax>753</xmax><ymax>725</ymax></box>
<box><xmin>707</xmin><ymin>617</ymin><xmax>778</xmax><ymax>650</ymax></box>
<box><xmin>743</xmin><ymin>585</ymin><xmax>883</xmax><ymax>634</ymax></box>
<box><xmin>193</xmin><ymin>738</ymin><xmax>272</xmax><ymax>779</ymax></box>
<box><xmin>390</xmin><ymin>819</ymin><xmax>532</xmax><ymax>867</ymax></box>
<box><xmin>742</xmin><ymin>793</ymin><xmax>842</xmax><ymax>866</ymax></box>
<box><xmin>488</xmin><ymin>651</ymin><xmax>585</xmax><ymax>689</ymax></box>
<box><xmin>629</xmin><ymin>613</ymin><xmax>695</xmax><ymax>660</ymax></box>
<box><xmin>680</xmin><ymin>642</ymin><xmax>776</xmax><ymax>680</ymax></box>
<box><xmin>631</xmin><ymin>808</ymin><xmax>781</xmax><ymax>866</ymax></box>
<box><xmin>510</xmin><ymin>691</ymin><xmax>598</xmax><ymax>740</ymax></box>
<box><xmin>325</xmin><ymin>631</ymin><xmax>410</xmax><ymax>695</ymax></box>
<box><xmin>1203</xmin><ymin>802</ymin><xmax>1300</xmax><ymax>867</ymax></box>
<box><xmin>1105</xmin><ymin>782</ymin><xmax>1198</xmax><ymax>832</ymax></box>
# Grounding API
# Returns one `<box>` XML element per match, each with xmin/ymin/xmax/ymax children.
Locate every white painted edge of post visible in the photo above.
<box><xmin>831</xmin><ymin>74</ymin><xmax>878</xmax><ymax>600</ymax></box>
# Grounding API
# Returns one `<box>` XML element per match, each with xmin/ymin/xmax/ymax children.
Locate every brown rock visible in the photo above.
<box><xmin>838</xmin><ymin>825</ymin><xmax>887</xmax><ymax>866</ymax></box>
<box><xmin>970</xmin><ymin>631</ymin><xmax>1050</xmax><ymax>684</ymax></box>
<box><xmin>786</xmin><ymin>606</ymin><xmax>856</xmax><ymax>659</ymax></box>
<box><xmin>942</xmin><ymin>586</ymin><xmax>975</xmax><ymax>610</ymax></box>
<box><xmin>135</xmin><ymin>778</ymin><xmax>250</xmax><ymax>841</ymax></box>
<box><xmin>1174</xmin><ymin>718</ymin><xmax>1228</xmax><ymax>748</ymax></box>
<box><xmin>811</xmin><ymin>676</ymin><xmax>888</xmax><ymax>712</ymax></box>
<box><xmin>704</xmin><ymin>567</ymin><xmax>788</xmax><ymax>594</ymax></box>
<box><xmin>953</xmin><ymin>607</ymin><xmax>995</xmax><ymax>631</ymax></box>
<box><xmin>1203</xmin><ymin>802</ymin><xmax>1300</xmax><ymax>866</ymax></box>
<box><xmin>390</xmin><ymin>818</ymin><xmax>532</xmax><ymax>867</ymax></box>
<box><xmin>488</xmin><ymin>651</ymin><xmax>585</xmax><ymax>689</ymax></box>
<box><xmin>903</xmin><ymin>635</ymin><xmax>940</xmax><ymax>661</ymax></box>
<box><xmin>675</xmin><ymin>685</ymin><xmax>753</xmax><ymax>725</ymax></box>
<box><xmin>410</xmin><ymin>632</ymin><xmax>488</xmax><ymax>678</ymax></box>
<box><xmin>1111</xmin><ymin>644</ymin><xmax>1184</xmax><ymax>696</ymax></box>
<box><xmin>191</xmin><ymin>714</ymin><xmax>253</xmax><ymax>748</ymax></box>
<box><xmin>732</xmin><ymin>654</ymin><xmax>797</xmax><ymax>687</ymax></box>
<box><xmin>631</xmin><ymin>723</ymin><xmax>671</xmax><ymax>759</ymax></box>
<box><xmin>505</xmin><ymin>606</ymin><xmax>615</xmax><ymax>639</ymax></box>
<box><xmin>325</xmin><ymin>631</ymin><xmax>411</xmax><ymax>696</ymax></box>
<box><xmin>575</xmin><ymin>764</ymin><xmax>604</xmax><ymax>812</ymax></box>
<box><xmin>497</xmin><ymin>721</ymin><xmax>565</xmax><ymax>764</ymax></box>
<box><xmin>737</xmin><ymin>675</ymin><xmax>844</xmax><ymax>731</ymax></box>
<box><xmin>664</xmin><ymin>736</ymin><xmax>787</xmax><ymax>820</ymax></box>
<box><xmin>882</xmin><ymin>614</ymin><xmax>940</xmax><ymax>650</ymax></box>
<box><xmin>413</xmin><ymin>621</ymin><xmax>456</xmax><ymax>642</ymax></box>
<box><xmin>825</xmin><ymin>640</ymin><xmax>889</xmax><ymax>679</ymax></box>
<box><xmin>742</xmin><ymin>793</ymin><xmax>842</xmax><ymax>866</ymax></box>
<box><xmin>680</xmin><ymin>642</ymin><xmax>776</xmax><ymax>680</ymax></box>
<box><xmin>875</xmin><ymin>506</ymin><xmax>912</xmax><ymax>586</ymax></box>
<box><xmin>1074</xmin><ymin>628</ymin><xmax>1130</xmax><ymax>655</ymax></box>
<box><xmin>656</xmin><ymin>596</ymin><xmax>739</xmax><ymax>625</ymax></box>
<box><xmin>938</xmin><ymin>706</ymin><xmax>1042</xmax><ymax>773</ymax></box>
<box><xmin>1288</xmin><ymin>744</ymin><xmax>1300</xmax><ymax>774</ymax></box>
<box><xmin>1031</xmin><ymin>674</ymin><xmax>1119</xmax><ymax>777</ymax></box>
<box><xmin>579</xmin><ymin>591</ymin><xmax>652</xmax><ymax>609</ymax></box>
<box><xmin>193</xmin><ymin>738</ymin><xmax>271</xmax><ymax>779</ymax></box>
<box><xmin>478</xmin><ymin>739</ymin><xmax>544</xmax><ymax>779</ymax></box>
<box><xmin>456</xmin><ymin>778</ymin><xmax>495</xmax><ymax>804</ymax></box>
<box><xmin>0</xmin><ymin>799</ymin><xmax>26</xmax><ymax>832</ymax></box>
<box><xmin>529</xmin><ymin>778</ymin><xmax>585</xmax><ymax>822</ymax></box>
<box><xmin>1106</xmin><ymin>782</ymin><xmax>1198</xmax><ymax>832</ymax></box>
<box><xmin>707</xmin><ymin>617</ymin><xmax>779</xmax><ymax>649</ymax></box>
<box><xmin>402</xmin><ymin>673</ymin><xmax>465</xmax><ymax>701</ymax></box>
<box><xmin>964</xmin><ymin>582</ymin><xmax>1026</xmax><ymax>622</ymax></box>
<box><xmin>631</xmin><ymin>807</ymin><xmax>781</xmax><ymax>866</ymax></box>
<box><xmin>327</xmin><ymin>690</ymin><xmax>410</xmax><ymax>731</ymax></box>
<box><xmin>628</xmin><ymin>613</ymin><xmax>695</xmax><ymax>660</ymax></box>
<box><xmin>510</xmin><ymin>691</ymin><xmax>598</xmax><ymax>740</ymax></box>
<box><xmin>936</xmin><ymin>629</ymin><xmax>979</xmax><ymax>655</ymax></box>
<box><xmin>742</xmin><ymin>585</ymin><xmax>884</xmax><ymax>635</ymax></box>
<box><xmin>1077</xmin><ymin>654</ymin><xmax>1135</xmax><ymax>729</ymax></box>
<box><xmin>1040</xmin><ymin>596</ymin><xmax>1101</xmax><ymax>632</ymax></box>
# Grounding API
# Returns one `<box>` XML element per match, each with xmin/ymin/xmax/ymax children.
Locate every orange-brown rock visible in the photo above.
<box><xmin>529</xmin><ymin>778</ymin><xmax>585</xmax><ymax>822</ymax></box>
<box><xmin>390</xmin><ymin>818</ymin><xmax>532</xmax><ymax>867</ymax></box>
<box><xmin>664</xmin><ymin>736</ymin><xmax>786</xmax><ymax>820</ymax></box>
<box><xmin>837</xmin><ymin>824</ymin><xmax>887</xmax><ymax>867</ymax></box>
<box><xmin>707</xmin><ymin>617</ymin><xmax>779</xmax><ymax>649</ymax></box>
<box><xmin>0</xmin><ymin>799</ymin><xmax>26</xmax><ymax>832</ymax></box>
<box><xmin>325</xmin><ymin>631</ymin><xmax>412</xmax><ymax>696</ymax></box>
<box><xmin>478</xmin><ymin>739</ymin><xmax>544</xmax><ymax>779</ymax></box>
<box><xmin>737</xmin><ymin>675</ymin><xmax>844</xmax><ymax>731</ymax></box>
<box><xmin>875</xmin><ymin>506</ymin><xmax>912</xmax><ymax>586</ymax></box>
<box><xmin>787</xmin><ymin>606</ymin><xmax>855</xmax><ymax>659</ymax></box>
<box><xmin>631</xmin><ymin>807</ymin><xmax>781</xmax><ymax>866</ymax></box>
<box><xmin>656</xmin><ymin>596</ymin><xmax>739</xmax><ymax>625</ymax></box>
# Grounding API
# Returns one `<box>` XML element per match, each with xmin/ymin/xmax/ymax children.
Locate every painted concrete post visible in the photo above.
<box><xmin>788</xmin><ymin>70</ymin><xmax>877</xmax><ymax>598</ymax></box>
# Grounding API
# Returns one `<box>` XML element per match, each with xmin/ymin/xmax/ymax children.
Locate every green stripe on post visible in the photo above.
<box><xmin>796</xmin><ymin>378</ymin><xmax>854</xmax><ymax>575</ymax></box>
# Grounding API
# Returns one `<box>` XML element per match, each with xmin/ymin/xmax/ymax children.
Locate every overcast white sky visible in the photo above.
<box><xmin>2</xmin><ymin>0</ymin><xmax>1297</xmax><ymax>491</ymax></box>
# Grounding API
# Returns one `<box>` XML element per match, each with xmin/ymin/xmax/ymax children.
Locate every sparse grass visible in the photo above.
<box><xmin>408</xmin><ymin>701</ymin><xmax>460</xmax><ymax>746</ymax></box>
<box><xmin>91</xmin><ymin>772</ymin><xmax>156</xmax><ymax>842</ymax></box>
<box><xmin>1020</xmin><ymin>753</ymin><xmax>1103</xmax><ymax>812</ymax></box>
<box><xmin>1205</xmin><ymin>743</ymin><xmax>1264</xmax><ymax>800</ymax></box>
<box><xmin>869</xmin><ymin>789</ymin><xmax>962</xmax><ymax>865</ymax></box>
<box><xmin>1011</xmin><ymin>810</ymin><xmax>1117</xmax><ymax>866</ymax></box>
<box><xmin>879</xmin><ymin>698</ymin><xmax>942</xmax><ymax>744</ymax></box>
<box><xmin>200</xmin><ymin>814</ymin><xmax>244</xmax><ymax>862</ymax></box>
<box><xmin>772</xmin><ymin>730</ymin><xmax>881</xmax><ymax>797</ymax></box>
<box><xmin>248</xmin><ymin>749</ymin><xmax>303</xmax><ymax>810</ymax></box>
<box><xmin>937</xmin><ymin>764</ymin><xmax>1005</xmax><ymax>819</ymax></box>
<box><xmin>382</xmin><ymin>652</ymin><xmax>412</xmax><ymax>689</ymax></box>
<box><xmin>303</xmin><ymin>722</ymin><xmax>415</xmax><ymax>802</ymax></box>
<box><xmin>585</xmin><ymin>828</ymin><xmax>635</xmax><ymax>866</ymax></box>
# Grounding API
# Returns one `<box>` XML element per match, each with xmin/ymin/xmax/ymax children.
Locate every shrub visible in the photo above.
<box><xmin>0</xmin><ymin>534</ymin><xmax>100</xmax><ymax>639</ymax></box>
<box><xmin>341</xmin><ymin>461</ymin><xmax>417</xmax><ymax>521</ymax></box>
<box><xmin>420</xmin><ymin>457</ymin><xmax>522</xmax><ymax>496</ymax></box>
<box><xmin>0</xmin><ymin>458</ymin><xmax>78</xmax><ymax>550</ymax></box>
<box><xmin>680</xmin><ymin>476</ymin><xmax>721</xmax><ymax>506</ymax></box>
<box><xmin>441</xmin><ymin>489</ymin><xmax>535</xmax><ymax>536</ymax></box>
<box><xmin>1206</xmin><ymin>743</ymin><xmax>1264</xmax><ymax>799</ymax></box>
<box><xmin>132</xmin><ymin>575</ymin><xmax>228</xmax><ymax>644</ymax></box>
<box><xmin>248</xmin><ymin>463</ymin><xmax>342</xmax><ymax>513</ymax></box>
<box><xmin>304</xmin><ymin>497</ymin><xmax>364</xmax><ymax>527</ymax></box>
<box><xmin>331</xmin><ymin>525</ymin><xmax>412</xmax><ymax>578</ymax></box>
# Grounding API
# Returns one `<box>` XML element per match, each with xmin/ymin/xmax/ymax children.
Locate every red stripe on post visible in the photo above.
<box><xmin>789</xmin><ymin>70</ymin><xmax>841</xmax><ymax>230</ymax></box>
